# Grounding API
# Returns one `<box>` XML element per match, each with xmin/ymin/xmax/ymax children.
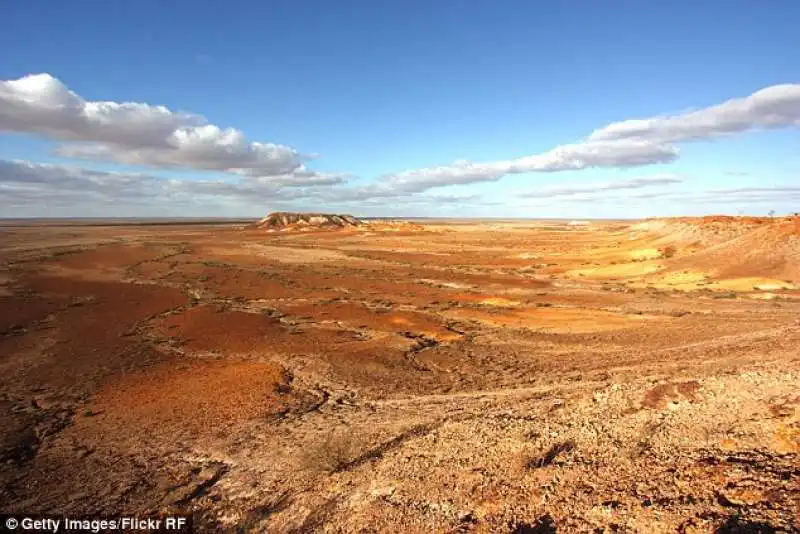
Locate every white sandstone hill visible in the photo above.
<box><xmin>253</xmin><ymin>212</ymin><xmax>362</xmax><ymax>231</ymax></box>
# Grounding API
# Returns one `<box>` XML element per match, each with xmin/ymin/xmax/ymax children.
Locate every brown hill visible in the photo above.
<box><xmin>650</xmin><ymin>216</ymin><xmax>800</xmax><ymax>281</ymax></box>
<box><xmin>253</xmin><ymin>212</ymin><xmax>362</xmax><ymax>231</ymax></box>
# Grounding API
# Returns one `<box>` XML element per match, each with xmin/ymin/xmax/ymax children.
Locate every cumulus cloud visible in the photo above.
<box><xmin>0</xmin><ymin>159</ymin><xmax>162</xmax><ymax>202</ymax></box>
<box><xmin>382</xmin><ymin>161</ymin><xmax>507</xmax><ymax>192</ymax></box>
<box><xmin>3</xmin><ymin>73</ymin><xmax>799</xmax><ymax>210</ymax></box>
<box><xmin>690</xmin><ymin>186</ymin><xmax>800</xmax><ymax>205</ymax></box>
<box><xmin>245</xmin><ymin>166</ymin><xmax>347</xmax><ymax>187</ymax></box>
<box><xmin>0</xmin><ymin>159</ymin><xmax>314</xmax><ymax>209</ymax></box>
<box><xmin>376</xmin><ymin>83</ymin><xmax>800</xmax><ymax>194</ymax></box>
<box><xmin>0</xmin><ymin>158</ymin><xmax>500</xmax><ymax>218</ymax></box>
<box><xmin>523</xmin><ymin>185</ymin><xmax>800</xmax><ymax>206</ymax></box>
<box><xmin>0</xmin><ymin>73</ymin><xmax>309</xmax><ymax>178</ymax></box>
<box><xmin>285</xmin><ymin>141</ymin><xmax>678</xmax><ymax>200</ymax></box>
<box><xmin>631</xmin><ymin>186</ymin><xmax>800</xmax><ymax>202</ymax></box>
<box><xmin>521</xmin><ymin>174</ymin><xmax>682</xmax><ymax>198</ymax></box>
<box><xmin>379</xmin><ymin>140</ymin><xmax>678</xmax><ymax>192</ymax></box>
<box><xmin>0</xmin><ymin>157</ymin><xmax>448</xmax><ymax>217</ymax></box>
<box><xmin>589</xmin><ymin>84</ymin><xmax>800</xmax><ymax>143</ymax></box>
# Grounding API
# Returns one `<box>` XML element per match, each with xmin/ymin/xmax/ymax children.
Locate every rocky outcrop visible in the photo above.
<box><xmin>253</xmin><ymin>212</ymin><xmax>362</xmax><ymax>231</ymax></box>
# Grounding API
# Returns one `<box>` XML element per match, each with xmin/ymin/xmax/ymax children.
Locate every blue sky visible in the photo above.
<box><xmin>1</xmin><ymin>0</ymin><xmax>798</xmax><ymax>217</ymax></box>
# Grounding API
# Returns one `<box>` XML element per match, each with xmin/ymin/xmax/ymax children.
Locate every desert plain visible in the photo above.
<box><xmin>0</xmin><ymin>214</ymin><xmax>798</xmax><ymax>532</ymax></box>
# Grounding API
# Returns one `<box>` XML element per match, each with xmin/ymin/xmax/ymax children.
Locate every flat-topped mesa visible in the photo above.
<box><xmin>253</xmin><ymin>211</ymin><xmax>362</xmax><ymax>231</ymax></box>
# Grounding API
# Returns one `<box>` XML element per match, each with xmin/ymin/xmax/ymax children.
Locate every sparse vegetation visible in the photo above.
<box><xmin>3</xmin><ymin>216</ymin><xmax>798</xmax><ymax>532</ymax></box>
<box><xmin>660</xmin><ymin>245</ymin><xmax>677</xmax><ymax>258</ymax></box>
<box><xmin>669</xmin><ymin>310</ymin><xmax>690</xmax><ymax>317</ymax></box>
<box><xmin>525</xmin><ymin>440</ymin><xmax>576</xmax><ymax>469</ymax></box>
<box><xmin>187</xmin><ymin>287</ymin><xmax>203</xmax><ymax>302</ymax></box>
<box><xmin>302</xmin><ymin>431</ymin><xmax>361</xmax><ymax>473</ymax></box>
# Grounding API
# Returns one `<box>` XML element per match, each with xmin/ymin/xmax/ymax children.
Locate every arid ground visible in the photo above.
<box><xmin>1</xmin><ymin>216</ymin><xmax>798</xmax><ymax>532</ymax></box>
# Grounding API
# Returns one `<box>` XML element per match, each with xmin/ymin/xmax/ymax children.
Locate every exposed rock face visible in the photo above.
<box><xmin>254</xmin><ymin>212</ymin><xmax>362</xmax><ymax>231</ymax></box>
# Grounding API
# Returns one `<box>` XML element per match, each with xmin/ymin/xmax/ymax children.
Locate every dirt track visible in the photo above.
<box><xmin>1</xmin><ymin>218</ymin><xmax>798</xmax><ymax>532</ymax></box>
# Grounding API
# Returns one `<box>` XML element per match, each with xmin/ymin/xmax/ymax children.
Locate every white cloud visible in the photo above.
<box><xmin>4</xmin><ymin>159</ymin><xmax>797</xmax><ymax>218</ymax></box>
<box><xmin>0</xmin><ymin>159</ymin><xmax>310</xmax><ymax>209</ymax></box>
<box><xmin>378</xmin><ymin>140</ymin><xmax>678</xmax><ymax>192</ymax></box>
<box><xmin>3</xmin><ymin>74</ymin><xmax>799</xmax><ymax>212</ymax></box>
<box><xmin>249</xmin><ymin>166</ymin><xmax>348</xmax><ymax>187</ymax></box>
<box><xmin>589</xmin><ymin>84</ymin><xmax>800</xmax><ymax>143</ymax></box>
<box><xmin>522</xmin><ymin>185</ymin><xmax>800</xmax><ymax>206</ymax></box>
<box><xmin>374</xmin><ymin>83</ymin><xmax>799</xmax><ymax>194</ymax></box>
<box><xmin>0</xmin><ymin>159</ymin><xmax>500</xmax><ymax>217</ymax></box>
<box><xmin>505</xmin><ymin>140</ymin><xmax>679</xmax><ymax>171</ymax></box>
<box><xmin>688</xmin><ymin>187</ymin><xmax>800</xmax><ymax>205</ymax></box>
<box><xmin>521</xmin><ymin>174</ymin><xmax>683</xmax><ymax>198</ymax></box>
<box><xmin>382</xmin><ymin>161</ymin><xmax>506</xmax><ymax>192</ymax></box>
<box><xmin>0</xmin><ymin>73</ymin><xmax>308</xmax><ymax>177</ymax></box>
<box><xmin>0</xmin><ymin>159</ymin><xmax>161</xmax><ymax>201</ymax></box>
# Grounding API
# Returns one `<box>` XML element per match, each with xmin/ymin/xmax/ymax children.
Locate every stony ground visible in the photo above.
<box><xmin>0</xmin><ymin>218</ymin><xmax>798</xmax><ymax>532</ymax></box>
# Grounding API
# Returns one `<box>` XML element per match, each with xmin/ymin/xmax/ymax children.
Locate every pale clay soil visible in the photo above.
<box><xmin>0</xmin><ymin>217</ymin><xmax>798</xmax><ymax>532</ymax></box>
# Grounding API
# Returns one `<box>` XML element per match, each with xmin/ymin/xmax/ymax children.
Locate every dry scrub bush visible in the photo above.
<box><xmin>525</xmin><ymin>439</ymin><xmax>577</xmax><ymax>469</ymax></box>
<box><xmin>302</xmin><ymin>431</ymin><xmax>361</xmax><ymax>473</ymax></box>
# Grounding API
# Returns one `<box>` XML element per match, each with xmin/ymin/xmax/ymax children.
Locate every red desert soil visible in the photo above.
<box><xmin>155</xmin><ymin>304</ymin><xmax>409</xmax><ymax>355</ymax></box>
<box><xmin>82</xmin><ymin>359</ymin><xmax>295</xmax><ymax>444</ymax></box>
<box><xmin>4</xmin><ymin>275</ymin><xmax>186</xmax><ymax>393</ymax></box>
<box><xmin>273</xmin><ymin>300</ymin><xmax>461</xmax><ymax>342</ymax></box>
<box><xmin>40</xmin><ymin>244</ymin><xmax>174</xmax><ymax>271</ymax></box>
<box><xmin>0</xmin><ymin>215</ymin><xmax>798</xmax><ymax>532</ymax></box>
